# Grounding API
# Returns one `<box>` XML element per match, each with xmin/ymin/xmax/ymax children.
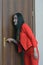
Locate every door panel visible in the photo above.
<box><xmin>2</xmin><ymin>0</ymin><xmax>33</xmax><ymax>65</ymax></box>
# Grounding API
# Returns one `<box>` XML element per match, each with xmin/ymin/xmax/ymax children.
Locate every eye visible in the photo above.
<box><xmin>14</xmin><ymin>17</ymin><xmax>17</xmax><ymax>19</ymax></box>
<box><xmin>14</xmin><ymin>15</ymin><xmax>18</xmax><ymax>20</ymax></box>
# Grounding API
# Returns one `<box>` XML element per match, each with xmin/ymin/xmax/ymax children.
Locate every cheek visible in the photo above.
<box><xmin>16</xmin><ymin>19</ymin><xmax>18</xmax><ymax>22</ymax></box>
<box><xmin>16</xmin><ymin>19</ymin><xmax>18</xmax><ymax>24</ymax></box>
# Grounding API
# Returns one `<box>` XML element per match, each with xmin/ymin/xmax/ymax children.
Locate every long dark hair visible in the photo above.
<box><xmin>12</xmin><ymin>12</ymin><xmax>24</xmax><ymax>42</ymax></box>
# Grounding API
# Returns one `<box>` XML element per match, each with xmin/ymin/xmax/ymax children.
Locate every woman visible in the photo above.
<box><xmin>6</xmin><ymin>12</ymin><xmax>39</xmax><ymax>65</ymax></box>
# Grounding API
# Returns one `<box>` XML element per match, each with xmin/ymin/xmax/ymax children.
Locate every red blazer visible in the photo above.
<box><xmin>18</xmin><ymin>23</ymin><xmax>38</xmax><ymax>53</ymax></box>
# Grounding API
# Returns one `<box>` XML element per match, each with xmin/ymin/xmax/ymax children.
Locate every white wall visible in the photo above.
<box><xmin>35</xmin><ymin>0</ymin><xmax>43</xmax><ymax>65</ymax></box>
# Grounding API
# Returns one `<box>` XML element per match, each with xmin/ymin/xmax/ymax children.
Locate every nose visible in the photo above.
<box><xmin>13</xmin><ymin>19</ymin><xmax>16</xmax><ymax>22</ymax></box>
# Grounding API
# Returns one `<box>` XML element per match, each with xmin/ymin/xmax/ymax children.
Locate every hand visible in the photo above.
<box><xmin>6</xmin><ymin>38</ymin><xmax>13</xmax><ymax>43</ymax></box>
<box><xmin>6</xmin><ymin>38</ymin><xmax>18</xmax><ymax>45</ymax></box>
<box><xmin>34</xmin><ymin>47</ymin><xmax>38</xmax><ymax>59</ymax></box>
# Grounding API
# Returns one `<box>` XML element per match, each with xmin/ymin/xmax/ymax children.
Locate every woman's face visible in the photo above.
<box><xmin>13</xmin><ymin>15</ymin><xmax>18</xmax><ymax>25</ymax></box>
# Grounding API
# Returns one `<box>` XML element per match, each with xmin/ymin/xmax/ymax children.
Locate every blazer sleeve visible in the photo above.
<box><xmin>23</xmin><ymin>24</ymin><xmax>38</xmax><ymax>47</ymax></box>
<box><xmin>18</xmin><ymin>43</ymin><xmax>22</xmax><ymax>53</ymax></box>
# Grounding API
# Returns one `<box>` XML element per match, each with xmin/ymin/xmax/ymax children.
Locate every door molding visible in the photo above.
<box><xmin>0</xmin><ymin>0</ymin><xmax>2</xmax><ymax>65</ymax></box>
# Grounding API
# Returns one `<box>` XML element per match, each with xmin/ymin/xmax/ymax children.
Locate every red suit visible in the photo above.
<box><xmin>18</xmin><ymin>23</ymin><xmax>39</xmax><ymax>65</ymax></box>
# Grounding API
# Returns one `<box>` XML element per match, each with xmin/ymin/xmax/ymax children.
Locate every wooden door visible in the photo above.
<box><xmin>2</xmin><ymin>0</ymin><xmax>35</xmax><ymax>65</ymax></box>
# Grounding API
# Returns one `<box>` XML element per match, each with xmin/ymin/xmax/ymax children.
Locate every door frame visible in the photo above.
<box><xmin>32</xmin><ymin>0</ymin><xmax>36</xmax><ymax>35</ymax></box>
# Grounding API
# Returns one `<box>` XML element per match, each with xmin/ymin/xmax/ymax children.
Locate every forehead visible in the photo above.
<box><xmin>14</xmin><ymin>15</ymin><xmax>17</xmax><ymax>18</ymax></box>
